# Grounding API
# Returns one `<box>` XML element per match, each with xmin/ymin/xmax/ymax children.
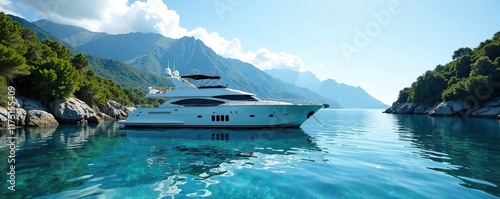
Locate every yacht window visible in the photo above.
<box><xmin>213</xmin><ymin>95</ymin><xmax>258</xmax><ymax>101</ymax></box>
<box><xmin>171</xmin><ymin>98</ymin><xmax>225</xmax><ymax>106</ymax></box>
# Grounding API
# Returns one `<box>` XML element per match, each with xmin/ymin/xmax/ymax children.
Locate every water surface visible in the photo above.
<box><xmin>1</xmin><ymin>109</ymin><xmax>499</xmax><ymax>198</ymax></box>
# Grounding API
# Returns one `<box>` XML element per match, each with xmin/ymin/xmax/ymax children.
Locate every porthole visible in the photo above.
<box><xmin>269</xmin><ymin>114</ymin><xmax>274</xmax><ymax>117</ymax></box>
<box><xmin>250</xmin><ymin>115</ymin><xmax>255</xmax><ymax>118</ymax></box>
<box><xmin>197</xmin><ymin>115</ymin><xmax>202</xmax><ymax>118</ymax></box>
<box><xmin>212</xmin><ymin>115</ymin><xmax>230</xmax><ymax>122</ymax></box>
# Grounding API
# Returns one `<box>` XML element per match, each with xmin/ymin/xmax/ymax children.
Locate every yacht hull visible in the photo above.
<box><xmin>119</xmin><ymin>104</ymin><xmax>322</xmax><ymax>128</ymax></box>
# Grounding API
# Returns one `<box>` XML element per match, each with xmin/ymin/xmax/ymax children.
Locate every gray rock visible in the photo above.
<box><xmin>414</xmin><ymin>104</ymin><xmax>430</xmax><ymax>114</ymax></box>
<box><xmin>386</xmin><ymin>97</ymin><xmax>500</xmax><ymax>119</ymax></box>
<box><xmin>471</xmin><ymin>97</ymin><xmax>500</xmax><ymax>118</ymax></box>
<box><xmin>101</xmin><ymin>100</ymin><xmax>135</xmax><ymax>119</ymax></box>
<box><xmin>406</xmin><ymin>103</ymin><xmax>418</xmax><ymax>113</ymax></box>
<box><xmin>49</xmin><ymin>98</ymin><xmax>96</xmax><ymax>124</ymax></box>
<box><xmin>428</xmin><ymin>101</ymin><xmax>467</xmax><ymax>116</ymax></box>
<box><xmin>11</xmin><ymin>108</ymin><xmax>26</xmax><ymax>126</ymax></box>
<box><xmin>123</xmin><ymin>106</ymin><xmax>135</xmax><ymax>115</ymax></box>
<box><xmin>0</xmin><ymin>97</ymin><xmax>26</xmax><ymax>126</ymax></box>
<box><xmin>14</xmin><ymin>97</ymin><xmax>22</xmax><ymax>108</ymax></box>
<box><xmin>384</xmin><ymin>102</ymin><xmax>417</xmax><ymax>114</ymax></box>
<box><xmin>14</xmin><ymin>96</ymin><xmax>58</xmax><ymax>127</ymax></box>
<box><xmin>392</xmin><ymin>103</ymin><xmax>406</xmax><ymax>113</ymax></box>
<box><xmin>22</xmin><ymin>97</ymin><xmax>50</xmax><ymax>112</ymax></box>
<box><xmin>26</xmin><ymin>110</ymin><xmax>58</xmax><ymax>127</ymax></box>
<box><xmin>97</xmin><ymin>112</ymin><xmax>114</xmax><ymax>121</ymax></box>
<box><xmin>113</xmin><ymin>109</ymin><xmax>126</xmax><ymax>118</ymax></box>
<box><xmin>88</xmin><ymin>115</ymin><xmax>103</xmax><ymax>123</ymax></box>
<box><xmin>391</xmin><ymin>102</ymin><xmax>416</xmax><ymax>114</ymax></box>
<box><xmin>383</xmin><ymin>103</ymin><xmax>398</xmax><ymax>113</ymax></box>
<box><xmin>424</xmin><ymin>102</ymin><xmax>441</xmax><ymax>114</ymax></box>
<box><xmin>0</xmin><ymin>107</ymin><xmax>8</xmax><ymax>128</ymax></box>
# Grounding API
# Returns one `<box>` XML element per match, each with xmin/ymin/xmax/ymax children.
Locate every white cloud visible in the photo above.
<box><xmin>243</xmin><ymin>48</ymin><xmax>305</xmax><ymax>71</ymax></box>
<box><xmin>0</xmin><ymin>0</ymin><xmax>21</xmax><ymax>16</ymax></box>
<box><xmin>15</xmin><ymin>0</ymin><xmax>304</xmax><ymax>71</ymax></box>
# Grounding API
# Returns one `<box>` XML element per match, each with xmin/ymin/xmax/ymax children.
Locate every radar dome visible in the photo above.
<box><xmin>164</xmin><ymin>66</ymin><xmax>172</xmax><ymax>77</ymax></box>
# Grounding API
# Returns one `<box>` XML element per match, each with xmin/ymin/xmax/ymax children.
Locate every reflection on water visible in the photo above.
<box><xmin>2</xmin><ymin>110</ymin><xmax>500</xmax><ymax>199</ymax></box>
<box><xmin>1</xmin><ymin>122</ymin><xmax>322</xmax><ymax>198</ymax></box>
<box><xmin>393</xmin><ymin>114</ymin><xmax>500</xmax><ymax>196</ymax></box>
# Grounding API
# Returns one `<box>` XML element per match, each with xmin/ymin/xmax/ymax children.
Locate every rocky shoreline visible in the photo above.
<box><xmin>0</xmin><ymin>95</ymin><xmax>134</xmax><ymax>128</ymax></box>
<box><xmin>384</xmin><ymin>97</ymin><xmax>500</xmax><ymax>119</ymax></box>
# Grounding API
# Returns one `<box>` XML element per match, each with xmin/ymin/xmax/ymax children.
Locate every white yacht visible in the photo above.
<box><xmin>118</xmin><ymin>66</ymin><xmax>324</xmax><ymax>128</ymax></box>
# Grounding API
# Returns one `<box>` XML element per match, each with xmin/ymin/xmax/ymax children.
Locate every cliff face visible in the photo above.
<box><xmin>384</xmin><ymin>97</ymin><xmax>500</xmax><ymax>119</ymax></box>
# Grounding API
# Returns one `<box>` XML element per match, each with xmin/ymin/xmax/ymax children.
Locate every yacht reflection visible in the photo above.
<box><xmin>120</xmin><ymin>128</ymin><xmax>322</xmax><ymax>177</ymax></box>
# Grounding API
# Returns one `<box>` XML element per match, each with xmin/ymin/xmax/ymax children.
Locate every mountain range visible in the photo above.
<box><xmin>11</xmin><ymin>15</ymin><xmax>386</xmax><ymax>109</ymax></box>
<box><xmin>265</xmin><ymin>69</ymin><xmax>388</xmax><ymax>108</ymax></box>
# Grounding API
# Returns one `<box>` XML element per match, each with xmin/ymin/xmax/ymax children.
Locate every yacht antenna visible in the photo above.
<box><xmin>164</xmin><ymin>59</ymin><xmax>172</xmax><ymax>77</ymax></box>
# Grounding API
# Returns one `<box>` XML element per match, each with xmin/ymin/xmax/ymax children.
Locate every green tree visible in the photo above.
<box><xmin>0</xmin><ymin>44</ymin><xmax>30</xmax><ymax>81</ymax></box>
<box><xmin>0</xmin><ymin>75</ymin><xmax>8</xmax><ymax>107</ymax></box>
<box><xmin>396</xmin><ymin>87</ymin><xmax>411</xmax><ymax>103</ymax></box>
<box><xmin>442</xmin><ymin>75</ymin><xmax>493</xmax><ymax>102</ymax></box>
<box><xmin>42</xmin><ymin>39</ymin><xmax>71</xmax><ymax>60</ymax></box>
<box><xmin>0</xmin><ymin>12</ymin><xmax>152</xmax><ymax>108</ymax></box>
<box><xmin>452</xmin><ymin>47</ymin><xmax>473</xmax><ymax>60</ymax></box>
<box><xmin>21</xmin><ymin>28</ymin><xmax>44</xmax><ymax>65</ymax></box>
<box><xmin>0</xmin><ymin>12</ymin><xmax>27</xmax><ymax>55</ymax></box>
<box><xmin>493</xmin><ymin>31</ymin><xmax>500</xmax><ymax>41</ymax></box>
<box><xmin>71</xmin><ymin>53</ymin><xmax>89</xmax><ymax>72</ymax></box>
<box><xmin>495</xmin><ymin>57</ymin><xmax>500</xmax><ymax>67</ymax></box>
<box><xmin>31</xmin><ymin>58</ymin><xmax>79</xmax><ymax>99</ymax></box>
<box><xmin>75</xmin><ymin>81</ymin><xmax>106</xmax><ymax>106</ymax></box>
<box><xmin>455</xmin><ymin>55</ymin><xmax>472</xmax><ymax>78</ymax></box>
<box><xmin>409</xmin><ymin>70</ymin><xmax>447</xmax><ymax>105</ymax></box>
<box><xmin>470</xmin><ymin>56</ymin><xmax>495</xmax><ymax>77</ymax></box>
<box><xmin>447</xmin><ymin>76</ymin><xmax>459</xmax><ymax>87</ymax></box>
<box><xmin>75</xmin><ymin>71</ymin><xmax>107</xmax><ymax>106</ymax></box>
<box><xmin>484</xmin><ymin>43</ymin><xmax>500</xmax><ymax>62</ymax></box>
<box><xmin>491</xmin><ymin>69</ymin><xmax>500</xmax><ymax>91</ymax></box>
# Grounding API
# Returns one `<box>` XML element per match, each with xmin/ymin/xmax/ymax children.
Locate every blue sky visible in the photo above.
<box><xmin>2</xmin><ymin>0</ymin><xmax>500</xmax><ymax>105</ymax></box>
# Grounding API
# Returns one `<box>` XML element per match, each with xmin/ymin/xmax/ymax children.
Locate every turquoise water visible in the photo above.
<box><xmin>1</xmin><ymin>109</ymin><xmax>499</xmax><ymax>198</ymax></box>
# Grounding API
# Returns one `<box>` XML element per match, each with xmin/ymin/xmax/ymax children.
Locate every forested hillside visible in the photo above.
<box><xmin>0</xmin><ymin>12</ymin><xmax>157</xmax><ymax>107</ymax></box>
<box><xmin>25</xmin><ymin>18</ymin><xmax>343</xmax><ymax>105</ymax></box>
<box><xmin>394</xmin><ymin>32</ymin><xmax>500</xmax><ymax>107</ymax></box>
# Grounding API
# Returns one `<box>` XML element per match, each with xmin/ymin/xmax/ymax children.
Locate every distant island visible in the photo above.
<box><xmin>384</xmin><ymin>31</ymin><xmax>500</xmax><ymax>119</ymax></box>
